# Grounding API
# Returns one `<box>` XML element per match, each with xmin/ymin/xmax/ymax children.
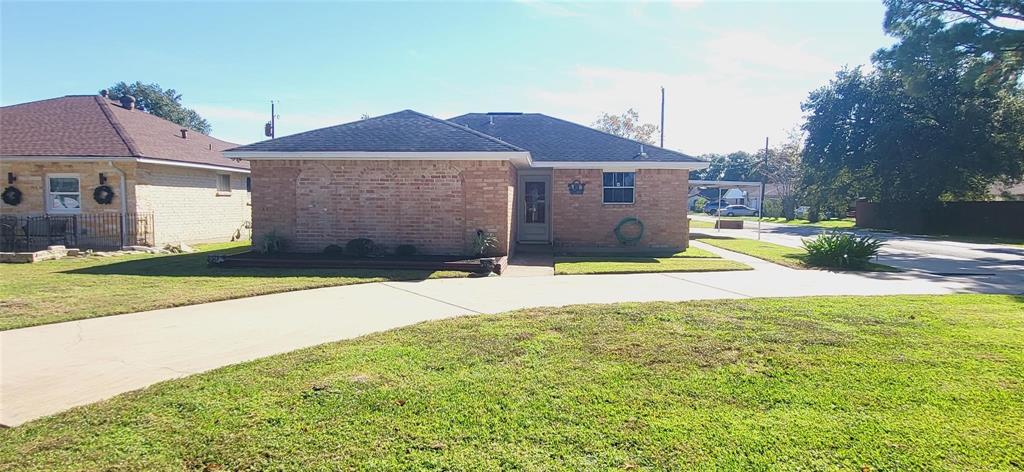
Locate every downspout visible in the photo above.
<box><xmin>107</xmin><ymin>161</ymin><xmax>128</xmax><ymax>248</ymax></box>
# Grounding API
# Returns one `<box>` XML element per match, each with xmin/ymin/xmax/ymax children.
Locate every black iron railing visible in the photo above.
<box><xmin>0</xmin><ymin>212</ymin><xmax>154</xmax><ymax>252</ymax></box>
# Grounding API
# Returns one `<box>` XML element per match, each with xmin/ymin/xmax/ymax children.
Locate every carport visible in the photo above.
<box><xmin>689</xmin><ymin>179</ymin><xmax>766</xmax><ymax>239</ymax></box>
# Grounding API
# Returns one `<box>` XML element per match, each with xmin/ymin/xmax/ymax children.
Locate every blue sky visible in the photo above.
<box><xmin>1</xmin><ymin>1</ymin><xmax>892</xmax><ymax>154</ymax></box>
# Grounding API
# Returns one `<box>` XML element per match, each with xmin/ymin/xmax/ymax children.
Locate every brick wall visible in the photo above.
<box><xmin>249</xmin><ymin>159</ymin><xmax>515</xmax><ymax>255</ymax></box>
<box><xmin>551</xmin><ymin>168</ymin><xmax>690</xmax><ymax>251</ymax></box>
<box><xmin>134</xmin><ymin>163</ymin><xmax>252</xmax><ymax>245</ymax></box>
<box><xmin>0</xmin><ymin>160</ymin><xmax>135</xmax><ymax>215</ymax></box>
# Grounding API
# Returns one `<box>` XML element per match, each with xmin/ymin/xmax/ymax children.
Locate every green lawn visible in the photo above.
<box><xmin>714</xmin><ymin>216</ymin><xmax>857</xmax><ymax>229</ymax></box>
<box><xmin>554</xmin><ymin>247</ymin><xmax>750</xmax><ymax>275</ymax></box>
<box><xmin>0</xmin><ymin>242</ymin><xmax>465</xmax><ymax>331</ymax></box>
<box><xmin>688</xmin><ymin>218</ymin><xmax>717</xmax><ymax>229</ymax></box>
<box><xmin>923</xmin><ymin>234</ymin><xmax>1024</xmax><ymax>247</ymax></box>
<box><xmin>1</xmin><ymin>295</ymin><xmax>1021</xmax><ymax>470</ymax></box>
<box><xmin>693</xmin><ymin>235</ymin><xmax>898</xmax><ymax>271</ymax></box>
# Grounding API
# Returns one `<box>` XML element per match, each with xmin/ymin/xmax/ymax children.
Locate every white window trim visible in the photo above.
<box><xmin>602</xmin><ymin>170</ymin><xmax>636</xmax><ymax>205</ymax></box>
<box><xmin>216</xmin><ymin>174</ymin><xmax>232</xmax><ymax>195</ymax></box>
<box><xmin>45</xmin><ymin>173</ymin><xmax>82</xmax><ymax>214</ymax></box>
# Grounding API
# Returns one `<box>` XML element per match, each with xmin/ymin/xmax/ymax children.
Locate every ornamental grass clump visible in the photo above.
<box><xmin>802</xmin><ymin>231</ymin><xmax>883</xmax><ymax>270</ymax></box>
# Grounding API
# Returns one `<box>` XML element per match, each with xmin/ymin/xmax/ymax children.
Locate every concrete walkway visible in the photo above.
<box><xmin>0</xmin><ymin>243</ymin><xmax>1011</xmax><ymax>427</ymax></box>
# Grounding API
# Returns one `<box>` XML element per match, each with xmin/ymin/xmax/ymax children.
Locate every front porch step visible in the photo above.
<box><xmin>514</xmin><ymin>243</ymin><xmax>553</xmax><ymax>255</ymax></box>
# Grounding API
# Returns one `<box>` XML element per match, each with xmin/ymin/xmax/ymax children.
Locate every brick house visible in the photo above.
<box><xmin>1</xmin><ymin>94</ymin><xmax>251</xmax><ymax>250</ymax></box>
<box><xmin>225</xmin><ymin>110</ymin><xmax>707</xmax><ymax>256</ymax></box>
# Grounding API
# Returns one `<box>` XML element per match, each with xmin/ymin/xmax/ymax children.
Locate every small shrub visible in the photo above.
<box><xmin>323</xmin><ymin>244</ymin><xmax>345</xmax><ymax>258</ymax></box>
<box><xmin>395</xmin><ymin>244</ymin><xmax>418</xmax><ymax>257</ymax></box>
<box><xmin>802</xmin><ymin>231</ymin><xmax>883</xmax><ymax>269</ymax></box>
<box><xmin>370</xmin><ymin>243</ymin><xmax>388</xmax><ymax>257</ymax></box>
<box><xmin>259</xmin><ymin>231</ymin><xmax>287</xmax><ymax>254</ymax></box>
<box><xmin>346</xmin><ymin>238</ymin><xmax>375</xmax><ymax>258</ymax></box>
<box><xmin>472</xmin><ymin>230</ymin><xmax>499</xmax><ymax>257</ymax></box>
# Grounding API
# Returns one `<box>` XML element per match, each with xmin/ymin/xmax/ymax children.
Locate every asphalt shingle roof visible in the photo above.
<box><xmin>227</xmin><ymin>110</ymin><xmax>524</xmax><ymax>153</ymax></box>
<box><xmin>449</xmin><ymin>113</ymin><xmax>702</xmax><ymax>163</ymax></box>
<box><xmin>0</xmin><ymin>95</ymin><xmax>246</xmax><ymax>170</ymax></box>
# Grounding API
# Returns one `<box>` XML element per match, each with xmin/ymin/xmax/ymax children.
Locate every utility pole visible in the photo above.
<box><xmin>265</xmin><ymin>101</ymin><xmax>278</xmax><ymax>139</ymax></box>
<box><xmin>758</xmin><ymin>136</ymin><xmax>768</xmax><ymax>240</ymax></box>
<box><xmin>659</xmin><ymin>87</ymin><xmax>665</xmax><ymax>148</ymax></box>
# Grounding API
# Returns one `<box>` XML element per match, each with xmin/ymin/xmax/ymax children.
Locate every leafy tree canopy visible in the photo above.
<box><xmin>593</xmin><ymin>109</ymin><xmax>658</xmax><ymax>145</ymax></box>
<box><xmin>692</xmin><ymin>151</ymin><xmax>760</xmax><ymax>182</ymax></box>
<box><xmin>104</xmin><ymin>81</ymin><xmax>212</xmax><ymax>134</ymax></box>
<box><xmin>800</xmin><ymin>66</ymin><xmax>1024</xmax><ymax>205</ymax></box>
<box><xmin>876</xmin><ymin>0</ymin><xmax>1024</xmax><ymax>89</ymax></box>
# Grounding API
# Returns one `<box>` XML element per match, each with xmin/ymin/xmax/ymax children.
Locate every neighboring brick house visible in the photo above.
<box><xmin>0</xmin><ymin>94</ymin><xmax>251</xmax><ymax>250</ymax></box>
<box><xmin>225</xmin><ymin>110</ymin><xmax>707</xmax><ymax>256</ymax></box>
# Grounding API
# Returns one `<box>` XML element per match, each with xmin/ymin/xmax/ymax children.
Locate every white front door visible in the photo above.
<box><xmin>518</xmin><ymin>176</ymin><xmax>550</xmax><ymax>242</ymax></box>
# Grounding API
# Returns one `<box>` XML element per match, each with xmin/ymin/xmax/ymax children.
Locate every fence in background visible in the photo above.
<box><xmin>0</xmin><ymin>212</ymin><xmax>154</xmax><ymax>252</ymax></box>
<box><xmin>855</xmin><ymin>200</ymin><xmax>1024</xmax><ymax>237</ymax></box>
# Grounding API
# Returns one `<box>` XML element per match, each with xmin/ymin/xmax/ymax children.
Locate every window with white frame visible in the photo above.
<box><xmin>602</xmin><ymin>171</ymin><xmax>635</xmax><ymax>204</ymax></box>
<box><xmin>47</xmin><ymin>174</ymin><xmax>81</xmax><ymax>213</ymax></box>
<box><xmin>217</xmin><ymin>174</ymin><xmax>231</xmax><ymax>193</ymax></box>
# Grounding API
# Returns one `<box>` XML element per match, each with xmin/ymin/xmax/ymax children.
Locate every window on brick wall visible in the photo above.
<box><xmin>245</xmin><ymin>177</ymin><xmax>252</xmax><ymax>192</ymax></box>
<box><xmin>46</xmin><ymin>174</ymin><xmax>81</xmax><ymax>213</ymax></box>
<box><xmin>602</xmin><ymin>171</ymin><xmax>635</xmax><ymax>204</ymax></box>
<box><xmin>217</xmin><ymin>174</ymin><xmax>231</xmax><ymax>194</ymax></box>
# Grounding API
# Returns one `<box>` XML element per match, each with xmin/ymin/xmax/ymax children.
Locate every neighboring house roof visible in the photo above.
<box><xmin>448</xmin><ymin>112</ymin><xmax>703</xmax><ymax>164</ymax></box>
<box><xmin>0</xmin><ymin>95</ymin><xmax>247</xmax><ymax>170</ymax></box>
<box><xmin>227</xmin><ymin>110</ymin><xmax>524</xmax><ymax>154</ymax></box>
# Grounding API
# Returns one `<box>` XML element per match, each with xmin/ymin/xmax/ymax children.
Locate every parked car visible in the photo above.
<box><xmin>794</xmin><ymin>206</ymin><xmax>810</xmax><ymax>219</ymax></box>
<box><xmin>703</xmin><ymin>200</ymin><xmax>727</xmax><ymax>215</ymax></box>
<box><xmin>716</xmin><ymin>205</ymin><xmax>759</xmax><ymax>217</ymax></box>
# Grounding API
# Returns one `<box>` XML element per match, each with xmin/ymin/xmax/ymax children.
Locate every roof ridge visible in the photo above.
<box><xmin>535</xmin><ymin>113</ymin><xmax>699</xmax><ymax>159</ymax></box>
<box><xmin>94</xmin><ymin>96</ymin><xmax>141</xmax><ymax>157</ymax></box>
<box><xmin>402</xmin><ymin>109</ymin><xmax>526</xmax><ymax>152</ymax></box>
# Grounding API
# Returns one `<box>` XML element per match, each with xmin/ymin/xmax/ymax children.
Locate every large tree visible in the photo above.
<box><xmin>692</xmin><ymin>151</ymin><xmax>759</xmax><ymax>182</ymax></box>
<box><xmin>592</xmin><ymin>109</ymin><xmax>658</xmax><ymax>145</ymax></box>
<box><xmin>104</xmin><ymin>81</ymin><xmax>212</xmax><ymax>134</ymax></box>
<box><xmin>800</xmin><ymin>66</ymin><xmax>1024</xmax><ymax>206</ymax></box>
<box><xmin>876</xmin><ymin>0</ymin><xmax>1024</xmax><ymax>89</ymax></box>
<box><xmin>754</xmin><ymin>130</ymin><xmax>803</xmax><ymax>220</ymax></box>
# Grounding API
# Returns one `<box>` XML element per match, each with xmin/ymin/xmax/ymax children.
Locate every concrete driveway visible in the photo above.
<box><xmin>1</xmin><ymin>240</ymin><xmax>1017</xmax><ymax>427</ymax></box>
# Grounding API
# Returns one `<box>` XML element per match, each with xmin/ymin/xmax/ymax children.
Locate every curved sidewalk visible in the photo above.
<box><xmin>0</xmin><ymin>246</ymin><xmax>993</xmax><ymax>427</ymax></box>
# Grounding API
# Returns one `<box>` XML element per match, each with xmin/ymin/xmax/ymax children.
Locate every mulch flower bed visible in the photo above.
<box><xmin>208</xmin><ymin>251</ymin><xmax>505</xmax><ymax>275</ymax></box>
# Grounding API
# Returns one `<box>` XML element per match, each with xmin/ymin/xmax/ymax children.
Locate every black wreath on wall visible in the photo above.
<box><xmin>1</xmin><ymin>186</ymin><xmax>22</xmax><ymax>206</ymax></box>
<box><xmin>93</xmin><ymin>185</ymin><xmax>115</xmax><ymax>205</ymax></box>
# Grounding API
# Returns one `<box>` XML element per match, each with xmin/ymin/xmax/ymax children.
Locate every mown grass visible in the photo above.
<box><xmin>691</xmin><ymin>216</ymin><xmax>856</xmax><ymax>229</ymax></box>
<box><xmin>688</xmin><ymin>218</ymin><xmax>717</xmax><ymax>229</ymax></box>
<box><xmin>554</xmin><ymin>246</ymin><xmax>750</xmax><ymax>275</ymax></box>
<box><xmin>1</xmin><ymin>295</ymin><xmax>1021</xmax><ymax>470</ymax></box>
<box><xmin>0</xmin><ymin>242</ymin><xmax>465</xmax><ymax>331</ymax></box>
<box><xmin>693</xmin><ymin>235</ymin><xmax>899</xmax><ymax>271</ymax></box>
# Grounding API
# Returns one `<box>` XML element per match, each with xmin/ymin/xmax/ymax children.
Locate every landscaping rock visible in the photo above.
<box><xmin>164</xmin><ymin>242</ymin><xmax>195</xmax><ymax>254</ymax></box>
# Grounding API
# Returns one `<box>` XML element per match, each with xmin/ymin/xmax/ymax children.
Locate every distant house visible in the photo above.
<box><xmin>224</xmin><ymin>110</ymin><xmax>708</xmax><ymax>255</ymax></box>
<box><xmin>1</xmin><ymin>94</ymin><xmax>251</xmax><ymax>250</ymax></box>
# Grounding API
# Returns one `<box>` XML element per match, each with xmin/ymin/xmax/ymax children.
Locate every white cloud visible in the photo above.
<box><xmin>525</xmin><ymin>30</ymin><xmax>849</xmax><ymax>155</ymax></box>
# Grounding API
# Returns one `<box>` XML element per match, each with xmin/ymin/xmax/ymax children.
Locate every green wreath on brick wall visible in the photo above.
<box><xmin>2</xmin><ymin>186</ymin><xmax>22</xmax><ymax>206</ymax></box>
<box><xmin>93</xmin><ymin>185</ymin><xmax>115</xmax><ymax>205</ymax></box>
<box><xmin>614</xmin><ymin>217</ymin><xmax>644</xmax><ymax>245</ymax></box>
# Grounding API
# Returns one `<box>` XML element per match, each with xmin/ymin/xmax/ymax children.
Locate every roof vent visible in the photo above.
<box><xmin>180</xmin><ymin>129</ymin><xmax>188</xmax><ymax>139</ymax></box>
<box><xmin>489</xmin><ymin>115</ymin><xmax>494</xmax><ymax>125</ymax></box>
<box><xmin>99</xmin><ymin>89</ymin><xmax>109</xmax><ymax>98</ymax></box>
<box><xmin>635</xmin><ymin>144</ymin><xmax>648</xmax><ymax>159</ymax></box>
<box><xmin>119</xmin><ymin>95</ymin><xmax>136</xmax><ymax>110</ymax></box>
